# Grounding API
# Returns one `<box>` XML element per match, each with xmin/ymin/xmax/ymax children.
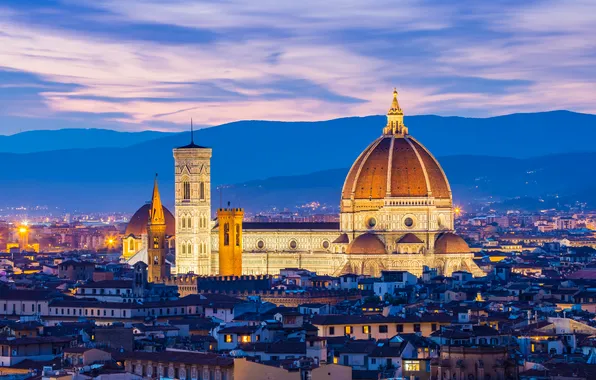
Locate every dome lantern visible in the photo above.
<box><xmin>383</xmin><ymin>88</ymin><xmax>408</xmax><ymax>136</ymax></box>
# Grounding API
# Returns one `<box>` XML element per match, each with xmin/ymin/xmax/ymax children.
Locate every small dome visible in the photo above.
<box><xmin>397</xmin><ymin>233</ymin><xmax>423</xmax><ymax>244</ymax></box>
<box><xmin>125</xmin><ymin>204</ymin><xmax>176</xmax><ymax>236</ymax></box>
<box><xmin>347</xmin><ymin>233</ymin><xmax>387</xmax><ymax>255</ymax></box>
<box><xmin>434</xmin><ymin>233</ymin><xmax>470</xmax><ymax>254</ymax></box>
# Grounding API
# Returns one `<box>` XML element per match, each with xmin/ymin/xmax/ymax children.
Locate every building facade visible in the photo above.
<box><xmin>173</xmin><ymin>131</ymin><xmax>213</xmax><ymax>276</ymax></box>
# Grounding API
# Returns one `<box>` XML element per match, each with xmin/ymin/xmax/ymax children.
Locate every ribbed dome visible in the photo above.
<box><xmin>342</xmin><ymin>135</ymin><xmax>451</xmax><ymax>201</ymax></box>
<box><xmin>434</xmin><ymin>233</ymin><xmax>470</xmax><ymax>254</ymax></box>
<box><xmin>346</xmin><ymin>233</ymin><xmax>387</xmax><ymax>254</ymax></box>
<box><xmin>125</xmin><ymin>204</ymin><xmax>175</xmax><ymax>236</ymax></box>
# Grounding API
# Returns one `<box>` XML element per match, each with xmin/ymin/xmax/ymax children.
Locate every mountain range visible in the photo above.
<box><xmin>0</xmin><ymin>110</ymin><xmax>595</xmax><ymax>213</ymax></box>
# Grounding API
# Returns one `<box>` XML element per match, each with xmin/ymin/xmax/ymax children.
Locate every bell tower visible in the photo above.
<box><xmin>147</xmin><ymin>175</ymin><xmax>167</xmax><ymax>282</ymax></box>
<box><xmin>173</xmin><ymin>122</ymin><xmax>213</xmax><ymax>275</ymax></box>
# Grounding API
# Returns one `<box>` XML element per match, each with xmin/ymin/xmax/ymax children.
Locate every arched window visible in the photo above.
<box><xmin>181</xmin><ymin>243</ymin><xmax>186</xmax><ymax>254</ymax></box>
<box><xmin>129</xmin><ymin>240</ymin><xmax>135</xmax><ymax>251</ymax></box>
<box><xmin>188</xmin><ymin>217</ymin><xmax>192</xmax><ymax>229</ymax></box>
<box><xmin>153</xmin><ymin>237</ymin><xmax>159</xmax><ymax>249</ymax></box>
<box><xmin>182</xmin><ymin>217</ymin><xmax>186</xmax><ymax>229</ymax></box>
<box><xmin>187</xmin><ymin>243</ymin><xmax>192</xmax><ymax>255</ymax></box>
<box><xmin>183</xmin><ymin>181</ymin><xmax>191</xmax><ymax>200</ymax></box>
<box><xmin>199</xmin><ymin>182</ymin><xmax>205</xmax><ymax>200</ymax></box>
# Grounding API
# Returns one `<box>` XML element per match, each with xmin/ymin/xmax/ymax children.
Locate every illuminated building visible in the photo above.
<box><xmin>217</xmin><ymin>208</ymin><xmax>244</xmax><ymax>276</ymax></box>
<box><xmin>124</xmin><ymin>90</ymin><xmax>482</xmax><ymax>277</ymax></box>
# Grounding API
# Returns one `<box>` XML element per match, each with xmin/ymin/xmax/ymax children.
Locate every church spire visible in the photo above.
<box><xmin>383</xmin><ymin>88</ymin><xmax>408</xmax><ymax>136</ymax></box>
<box><xmin>149</xmin><ymin>174</ymin><xmax>165</xmax><ymax>225</ymax></box>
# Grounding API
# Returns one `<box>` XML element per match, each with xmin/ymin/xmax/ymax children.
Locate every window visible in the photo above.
<box><xmin>362</xmin><ymin>325</ymin><xmax>370</xmax><ymax>334</ymax></box>
<box><xmin>396</xmin><ymin>324</ymin><xmax>404</xmax><ymax>333</ymax></box>
<box><xmin>224</xmin><ymin>223</ymin><xmax>230</xmax><ymax>246</ymax></box>
<box><xmin>153</xmin><ymin>237</ymin><xmax>160</xmax><ymax>249</ymax></box>
<box><xmin>404</xmin><ymin>360</ymin><xmax>420</xmax><ymax>371</ymax></box>
<box><xmin>344</xmin><ymin>326</ymin><xmax>353</xmax><ymax>335</ymax></box>
<box><xmin>224</xmin><ymin>335</ymin><xmax>233</xmax><ymax>343</ymax></box>
<box><xmin>31</xmin><ymin>304</ymin><xmax>34</xmax><ymax>312</ymax></box>
<box><xmin>199</xmin><ymin>182</ymin><xmax>205</xmax><ymax>200</ymax></box>
<box><xmin>414</xmin><ymin>324</ymin><xmax>421</xmax><ymax>332</ymax></box>
<box><xmin>379</xmin><ymin>325</ymin><xmax>388</xmax><ymax>333</ymax></box>
<box><xmin>129</xmin><ymin>240</ymin><xmax>135</xmax><ymax>251</ymax></box>
<box><xmin>371</xmin><ymin>358</ymin><xmax>377</xmax><ymax>365</ymax></box>
<box><xmin>431</xmin><ymin>323</ymin><xmax>437</xmax><ymax>331</ymax></box>
<box><xmin>240</xmin><ymin>335</ymin><xmax>251</xmax><ymax>343</ymax></box>
<box><xmin>329</xmin><ymin>327</ymin><xmax>335</xmax><ymax>335</ymax></box>
<box><xmin>183</xmin><ymin>181</ymin><xmax>191</xmax><ymax>200</ymax></box>
<box><xmin>235</xmin><ymin>225</ymin><xmax>240</xmax><ymax>247</ymax></box>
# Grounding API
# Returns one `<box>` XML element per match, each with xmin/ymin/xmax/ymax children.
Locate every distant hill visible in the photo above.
<box><xmin>0</xmin><ymin>111</ymin><xmax>595</xmax><ymax>211</ymax></box>
<box><xmin>0</xmin><ymin>128</ymin><xmax>173</xmax><ymax>153</ymax></box>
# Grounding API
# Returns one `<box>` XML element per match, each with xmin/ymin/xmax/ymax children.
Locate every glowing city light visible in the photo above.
<box><xmin>19</xmin><ymin>227</ymin><xmax>27</xmax><ymax>234</ymax></box>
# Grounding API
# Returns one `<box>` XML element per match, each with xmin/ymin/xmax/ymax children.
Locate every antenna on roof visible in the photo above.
<box><xmin>190</xmin><ymin>119</ymin><xmax>194</xmax><ymax>145</ymax></box>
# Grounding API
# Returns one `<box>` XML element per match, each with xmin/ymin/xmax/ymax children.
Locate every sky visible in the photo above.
<box><xmin>0</xmin><ymin>0</ymin><xmax>595</xmax><ymax>134</ymax></box>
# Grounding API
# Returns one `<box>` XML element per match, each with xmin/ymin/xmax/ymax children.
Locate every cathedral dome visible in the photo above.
<box><xmin>346</xmin><ymin>233</ymin><xmax>387</xmax><ymax>254</ymax></box>
<box><xmin>341</xmin><ymin>90</ymin><xmax>451</xmax><ymax>204</ymax></box>
<box><xmin>434</xmin><ymin>232</ymin><xmax>470</xmax><ymax>254</ymax></box>
<box><xmin>125</xmin><ymin>203</ymin><xmax>175</xmax><ymax>237</ymax></box>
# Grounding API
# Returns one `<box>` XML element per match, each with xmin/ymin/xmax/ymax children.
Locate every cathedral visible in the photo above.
<box><xmin>123</xmin><ymin>90</ymin><xmax>484</xmax><ymax>279</ymax></box>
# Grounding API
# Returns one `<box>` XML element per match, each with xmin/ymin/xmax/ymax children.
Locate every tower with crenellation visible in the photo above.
<box><xmin>217</xmin><ymin>207</ymin><xmax>244</xmax><ymax>276</ymax></box>
<box><xmin>173</xmin><ymin>125</ymin><xmax>213</xmax><ymax>275</ymax></box>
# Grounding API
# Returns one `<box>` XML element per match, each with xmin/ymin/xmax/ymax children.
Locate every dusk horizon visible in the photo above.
<box><xmin>1</xmin><ymin>0</ymin><xmax>595</xmax><ymax>134</ymax></box>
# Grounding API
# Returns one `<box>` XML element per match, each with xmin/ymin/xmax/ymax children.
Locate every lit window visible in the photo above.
<box><xmin>344</xmin><ymin>326</ymin><xmax>353</xmax><ymax>335</ymax></box>
<box><xmin>224</xmin><ymin>335</ymin><xmax>233</xmax><ymax>343</ymax></box>
<box><xmin>404</xmin><ymin>360</ymin><xmax>420</xmax><ymax>371</ymax></box>
<box><xmin>333</xmin><ymin>357</ymin><xmax>338</xmax><ymax>364</ymax></box>
<box><xmin>363</xmin><ymin>325</ymin><xmax>370</xmax><ymax>334</ymax></box>
<box><xmin>240</xmin><ymin>335</ymin><xmax>251</xmax><ymax>343</ymax></box>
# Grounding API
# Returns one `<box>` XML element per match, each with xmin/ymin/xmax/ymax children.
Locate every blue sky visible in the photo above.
<box><xmin>0</xmin><ymin>0</ymin><xmax>595</xmax><ymax>134</ymax></box>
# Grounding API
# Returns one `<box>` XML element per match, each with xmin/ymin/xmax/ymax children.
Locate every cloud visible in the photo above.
<box><xmin>0</xmin><ymin>0</ymin><xmax>594</xmax><ymax>134</ymax></box>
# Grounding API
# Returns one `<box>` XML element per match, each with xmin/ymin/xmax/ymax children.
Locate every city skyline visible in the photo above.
<box><xmin>1</xmin><ymin>0</ymin><xmax>595</xmax><ymax>134</ymax></box>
